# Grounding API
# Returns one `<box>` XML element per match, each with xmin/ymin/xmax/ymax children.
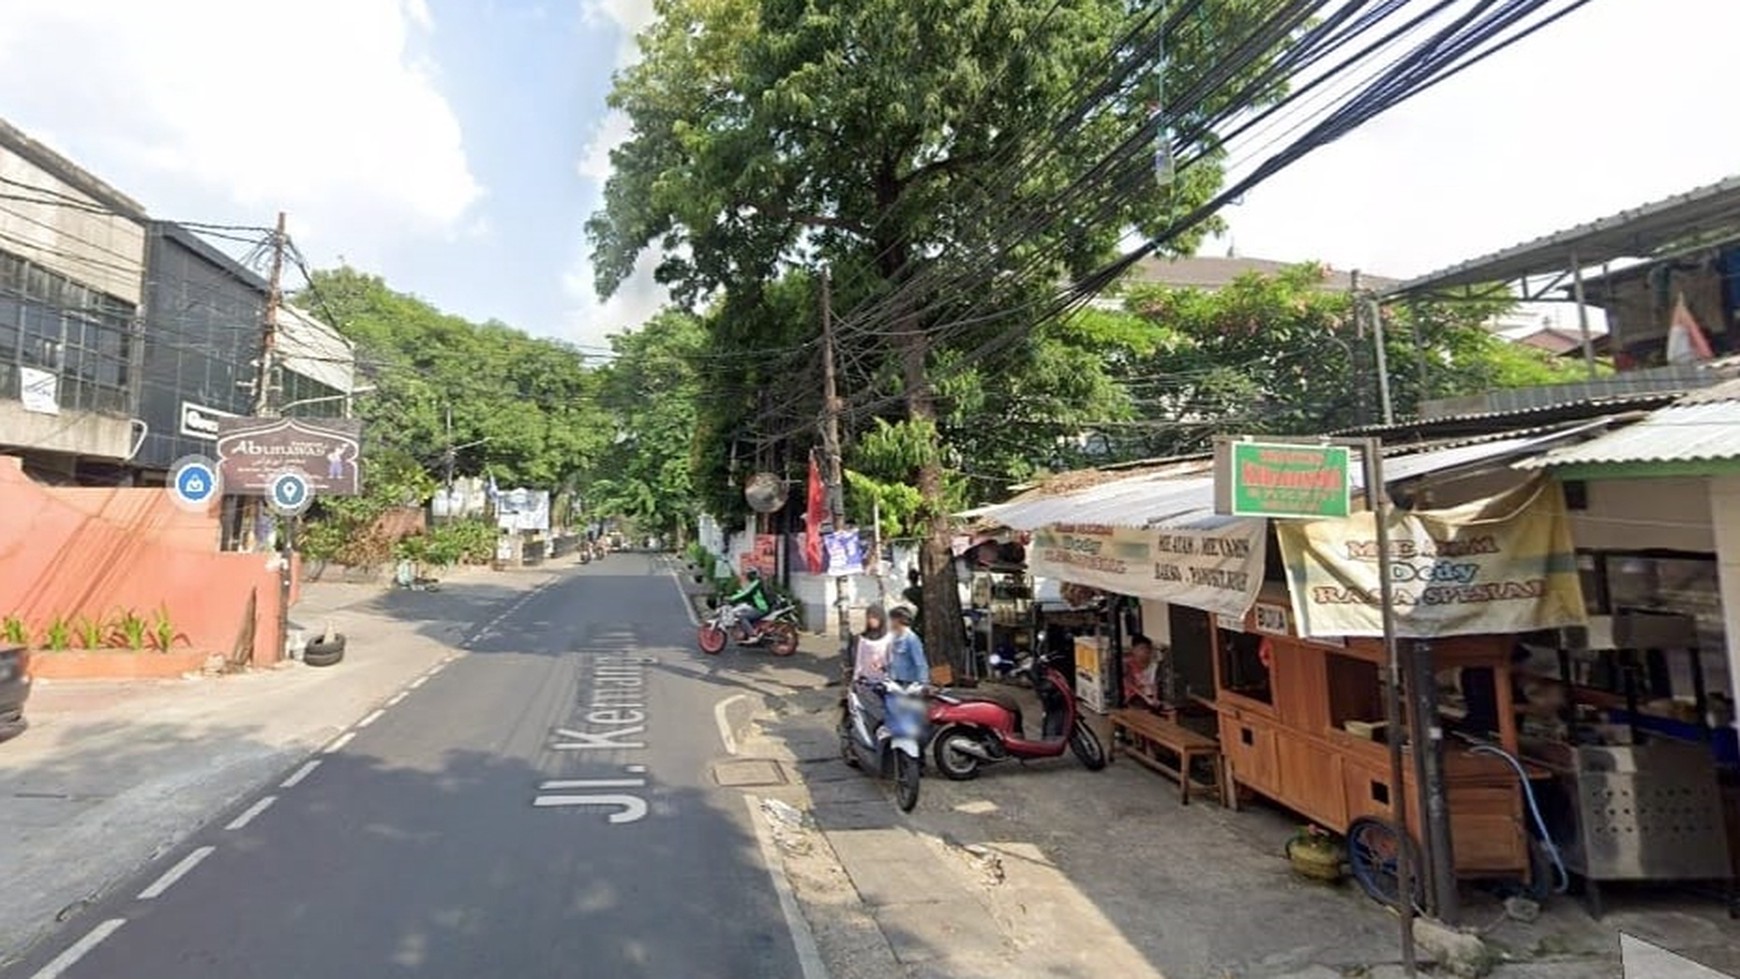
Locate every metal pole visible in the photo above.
<box><xmin>1364</xmin><ymin>437</ymin><xmax>1418</xmax><ymax>975</ymax></box>
<box><xmin>1409</xmin><ymin>638</ymin><xmax>1460</xmax><ymax>923</ymax></box>
<box><xmin>819</xmin><ymin>268</ymin><xmax>851</xmax><ymax>680</ymax></box>
<box><xmin>872</xmin><ymin>498</ymin><xmax>888</xmax><ymax>604</ymax></box>
<box><xmin>1369</xmin><ymin>297</ymin><xmax>1395</xmax><ymax>426</ymax></box>
<box><xmin>1348</xmin><ymin>271</ymin><xmax>1368</xmax><ymax>428</ymax></box>
<box><xmin>1569</xmin><ymin>251</ymin><xmax>1598</xmax><ymax>380</ymax></box>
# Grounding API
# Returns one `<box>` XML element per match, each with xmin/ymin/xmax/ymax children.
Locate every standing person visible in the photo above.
<box><xmin>887</xmin><ymin>606</ymin><xmax>930</xmax><ymax>685</ymax></box>
<box><xmin>902</xmin><ymin>568</ymin><xmax>926</xmax><ymax>640</ymax></box>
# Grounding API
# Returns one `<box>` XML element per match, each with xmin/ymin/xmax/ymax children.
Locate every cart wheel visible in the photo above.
<box><xmin>1347</xmin><ymin>817</ymin><xmax>1425</xmax><ymax>910</ymax></box>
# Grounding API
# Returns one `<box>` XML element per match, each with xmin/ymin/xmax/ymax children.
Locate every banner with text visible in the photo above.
<box><xmin>1030</xmin><ymin>521</ymin><xmax>1266</xmax><ymax>618</ymax></box>
<box><xmin>1277</xmin><ymin>478</ymin><xmax>1586</xmax><ymax>639</ymax></box>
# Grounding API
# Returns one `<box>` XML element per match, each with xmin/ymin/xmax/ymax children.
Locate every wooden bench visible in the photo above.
<box><xmin>1109</xmin><ymin>709</ymin><xmax>1225</xmax><ymax>806</ymax></box>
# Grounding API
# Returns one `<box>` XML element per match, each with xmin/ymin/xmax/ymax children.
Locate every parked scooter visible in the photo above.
<box><xmin>841</xmin><ymin>678</ymin><xmax>932</xmax><ymax>812</ymax></box>
<box><xmin>928</xmin><ymin>648</ymin><xmax>1106</xmax><ymax>779</ymax></box>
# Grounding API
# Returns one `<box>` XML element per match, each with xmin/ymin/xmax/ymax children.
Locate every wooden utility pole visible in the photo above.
<box><xmin>818</xmin><ymin>267</ymin><xmax>852</xmax><ymax>678</ymax></box>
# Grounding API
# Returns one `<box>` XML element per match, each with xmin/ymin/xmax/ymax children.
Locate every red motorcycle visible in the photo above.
<box><xmin>696</xmin><ymin>597</ymin><xmax>800</xmax><ymax>657</ymax></box>
<box><xmin>927</xmin><ymin>648</ymin><xmax>1106</xmax><ymax>779</ymax></box>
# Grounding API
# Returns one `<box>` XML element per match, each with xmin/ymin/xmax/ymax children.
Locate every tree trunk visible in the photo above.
<box><xmin>896</xmin><ymin>318</ymin><xmax>967</xmax><ymax>681</ymax></box>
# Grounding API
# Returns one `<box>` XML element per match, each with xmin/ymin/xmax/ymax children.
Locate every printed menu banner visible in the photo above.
<box><xmin>1029</xmin><ymin>520</ymin><xmax>1266</xmax><ymax>618</ymax></box>
<box><xmin>1277</xmin><ymin>477</ymin><xmax>1586</xmax><ymax>639</ymax></box>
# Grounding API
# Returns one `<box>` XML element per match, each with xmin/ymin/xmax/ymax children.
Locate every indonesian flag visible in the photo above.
<box><xmin>1666</xmin><ymin>295</ymin><xmax>1714</xmax><ymax>365</ymax></box>
<box><xmin>804</xmin><ymin>454</ymin><xmax>827</xmax><ymax>573</ymax></box>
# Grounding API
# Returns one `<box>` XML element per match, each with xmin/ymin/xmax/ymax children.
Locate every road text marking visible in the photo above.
<box><xmin>280</xmin><ymin>760</ymin><xmax>321</xmax><ymax>788</ymax></box>
<box><xmin>225</xmin><ymin>796</ymin><xmax>277</xmax><ymax>831</ymax></box>
<box><xmin>138</xmin><ymin>846</ymin><xmax>216</xmax><ymax>900</ymax></box>
<box><xmin>30</xmin><ymin>918</ymin><xmax>126</xmax><ymax>979</ymax></box>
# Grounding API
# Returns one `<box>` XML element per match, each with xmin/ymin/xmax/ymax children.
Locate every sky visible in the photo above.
<box><xmin>0</xmin><ymin>0</ymin><xmax>1734</xmax><ymax>349</ymax></box>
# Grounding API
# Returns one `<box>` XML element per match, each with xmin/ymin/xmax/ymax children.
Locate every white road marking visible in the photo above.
<box><xmin>280</xmin><ymin>760</ymin><xmax>321</xmax><ymax>788</ymax></box>
<box><xmin>30</xmin><ymin>918</ymin><xmax>125</xmax><ymax>979</ymax></box>
<box><xmin>408</xmin><ymin>676</ymin><xmax>429</xmax><ymax>689</ymax></box>
<box><xmin>386</xmin><ymin>691</ymin><xmax>408</xmax><ymax>707</ymax></box>
<box><xmin>425</xmin><ymin>663</ymin><xmax>446</xmax><ymax>676</ymax></box>
<box><xmin>744</xmin><ymin>795</ymin><xmax>830</xmax><ymax>979</ymax></box>
<box><xmin>137</xmin><ymin>846</ymin><xmax>216</xmax><ymax>900</ymax></box>
<box><xmin>225</xmin><ymin>796</ymin><xmax>277</xmax><ymax>831</ymax></box>
<box><xmin>538</xmin><ymin>779</ymin><xmax>647</xmax><ymax>790</ymax></box>
<box><xmin>532</xmin><ymin>795</ymin><xmax>649</xmax><ymax>822</ymax></box>
<box><xmin>323</xmin><ymin>731</ymin><xmax>356</xmax><ymax>754</ymax></box>
<box><xmin>715</xmin><ymin>693</ymin><xmax>749</xmax><ymax>756</ymax></box>
<box><xmin>666</xmin><ymin>569</ymin><xmax>701</xmax><ymax>627</ymax></box>
<box><xmin>357</xmin><ymin>708</ymin><xmax>387</xmax><ymax>728</ymax></box>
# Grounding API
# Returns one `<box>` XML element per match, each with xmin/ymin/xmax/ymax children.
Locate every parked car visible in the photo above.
<box><xmin>0</xmin><ymin>645</ymin><xmax>29</xmax><ymax>743</ymax></box>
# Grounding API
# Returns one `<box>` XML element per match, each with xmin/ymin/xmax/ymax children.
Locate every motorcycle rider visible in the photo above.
<box><xmin>727</xmin><ymin>568</ymin><xmax>772</xmax><ymax>641</ymax></box>
<box><xmin>843</xmin><ymin>605</ymin><xmax>893</xmax><ymax>767</ymax></box>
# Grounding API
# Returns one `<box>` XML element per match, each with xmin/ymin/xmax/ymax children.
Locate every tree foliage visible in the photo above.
<box><xmin>298</xmin><ymin>267</ymin><xmax>610</xmax><ymax>490</ymax></box>
<box><xmin>591</xmin><ymin>310</ymin><xmax>707</xmax><ymax>538</ymax></box>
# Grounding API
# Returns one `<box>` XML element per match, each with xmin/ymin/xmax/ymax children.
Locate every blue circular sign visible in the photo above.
<box><xmin>267</xmin><ymin>471</ymin><xmax>313</xmax><ymax>516</ymax></box>
<box><xmin>167</xmin><ymin>457</ymin><xmax>220</xmax><ymax>510</ymax></box>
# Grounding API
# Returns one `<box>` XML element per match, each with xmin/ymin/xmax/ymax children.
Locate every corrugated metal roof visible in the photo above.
<box><xmin>1388</xmin><ymin>174</ymin><xmax>1740</xmax><ymax>297</ymax></box>
<box><xmin>978</xmin><ymin>426</ymin><xmax>1602</xmax><ymax>531</ymax></box>
<box><xmin>1519</xmin><ymin>385</ymin><xmax>1740</xmax><ymax>468</ymax></box>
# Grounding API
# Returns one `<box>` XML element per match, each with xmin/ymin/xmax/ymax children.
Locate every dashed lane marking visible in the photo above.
<box><xmin>408</xmin><ymin>676</ymin><xmax>429</xmax><ymax>690</ymax></box>
<box><xmin>280</xmin><ymin>760</ymin><xmax>321</xmax><ymax>788</ymax></box>
<box><xmin>29</xmin><ymin>918</ymin><xmax>125</xmax><ymax>979</ymax></box>
<box><xmin>323</xmin><ymin>731</ymin><xmax>356</xmax><ymax>754</ymax></box>
<box><xmin>137</xmin><ymin>846</ymin><xmax>215</xmax><ymax>900</ymax></box>
<box><xmin>386</xmin><ymin>691</ymin><xmax>408</xmax><ymax>707</ymax></box>
<box><xmin>357</xmin><ymin>708</ymin><xmax>387</xmax><ymax>729</ymax></box>
<box><xmin>224</xmin><ymin>796</ymin><xmax>277</xmax><ymax>831</ymax></box>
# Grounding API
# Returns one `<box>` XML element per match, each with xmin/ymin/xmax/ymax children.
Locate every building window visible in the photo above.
<box><xmin>0</xmin><ymin>248</ymin><xmax>135</xmax><ymax>415</ymax></box>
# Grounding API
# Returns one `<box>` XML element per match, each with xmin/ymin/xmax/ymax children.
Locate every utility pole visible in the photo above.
<box><xmin>819</xmin><ymin>267</ymin><xmax>852</xmax><ymax>679</ymax></box>
<box><xmin>254</xmin><ymin>211</ymin><xmax>287</xmax><ymax>418</ymax></box>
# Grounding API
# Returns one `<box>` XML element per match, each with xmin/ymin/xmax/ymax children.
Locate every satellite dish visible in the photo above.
<box><xmin>744</xmin><ymin>472</ymin><xmax>786</xmax><ymax>513</ymax></box>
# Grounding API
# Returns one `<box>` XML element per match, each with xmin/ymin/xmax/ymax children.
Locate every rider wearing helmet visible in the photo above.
<box><xmin>727</xmin><ymin>568</ymin><xmax>772</xmax><ymax>640</ymax></box>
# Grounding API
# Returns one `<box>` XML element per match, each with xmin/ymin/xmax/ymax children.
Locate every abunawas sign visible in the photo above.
<box><xmin>216</xmin><ymin>417</ymin><xmax>362</xmax><ymax>497</ymax></box>
<box><xmin>1214</xmin><ymin>440</ymin><xmax>1351</xmax><ymax>519</ymax></box>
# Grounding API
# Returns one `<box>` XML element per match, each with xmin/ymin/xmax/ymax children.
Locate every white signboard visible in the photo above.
<box><xmin>19</xmin><ymin>367</ymin><xmax>58</xmax><ymax>415</ymax></box>
<box><xmin>1029</xmin><ymin>520</ymin><xmax>1266</xmax><ymax>618</ymax></box>
<box><xmin>179</xmin><ymin>401</ymin><xmax>238</xmax><ymax>439</ymax></box>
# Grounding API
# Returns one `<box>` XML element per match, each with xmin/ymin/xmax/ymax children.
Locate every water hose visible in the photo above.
<box><xmin>1467</xmin><ymin>742</ymin><xmax>1570</xmax><ymax>895</ymax></box>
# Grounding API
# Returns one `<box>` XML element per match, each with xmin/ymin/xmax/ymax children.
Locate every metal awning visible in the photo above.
<box><xmin>1518</xmin><ymin>379</ymin><xmax>1740</xmax><ymax>471</ymax></box>
<box><xmin>1388</xmin><ymin>174</ymin><xmax>1740</xmax><ymax>300</ymax></box>
<box><xmin>974</xmin><ymin>424</ymin><xmax>1610</xmax><ymax>532</ymax></box>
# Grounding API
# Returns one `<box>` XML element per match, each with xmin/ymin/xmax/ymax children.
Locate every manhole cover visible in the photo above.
<box><xmin>712</xmin><ymin>759</ymin><xmax>787</xmax><ymax>788</ymax></box>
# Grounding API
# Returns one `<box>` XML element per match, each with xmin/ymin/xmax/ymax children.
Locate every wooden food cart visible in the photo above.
<box><xmin>1211</xmin><ymin>593</ymin><xmax>1545</xmax><ymax>905</ymax></box>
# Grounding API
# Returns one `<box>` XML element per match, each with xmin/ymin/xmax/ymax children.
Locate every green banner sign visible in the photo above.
<box><xmin>1215</xmin><ymin>441</ymin><xmax>1351</xmax><ymax>519</ymax></box>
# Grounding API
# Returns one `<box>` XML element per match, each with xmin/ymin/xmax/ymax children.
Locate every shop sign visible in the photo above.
<box><xmin>19</xmin><ymin>366</ymin><xmax>58</xmax><ymax>415</ymax></box>
<box><xmin>1215</xmin><ymin>440</ymin><xmax>1350</xmax><ymax>519</ymax></box>
<box><xmin>1074</xmin><ymin>635</ymin><xmax>1106</xmax><ymax>714</ymax></box>
<box><xmin>216</xmin><ymin>417</ymin><xmax>362</xmax><ymax>496</ymax></box>
<box><xmin>1252</xmin><ymin>602</ymin><xmax>1289</xmax><ymax>636</ymax></box>
<box><xmin>1030</xmin><ymin>521</ymin><xmax>1265</xmax><ymax>618</ymax></box>
<box><xmin>179</xmin><ymin>401</ymin><xmax>237</xmax><ymax>440</ymax></box>
<box><xmin>1277</xmin><ymin>478</ymin><xmax>1586</xmax><ymax>639</ymax></box>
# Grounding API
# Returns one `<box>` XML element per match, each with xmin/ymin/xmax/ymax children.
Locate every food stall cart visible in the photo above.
<box><xmin>1211</xmin><ymin>591</ymin><xmax>1548</xmax><ymax>906</ymax></box>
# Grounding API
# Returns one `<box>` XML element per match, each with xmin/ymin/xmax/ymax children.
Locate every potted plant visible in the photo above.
<box><xmin>1285</xmin><ymin>824</ymin><xmax>1345</xmax><ymax>883</ymax></box>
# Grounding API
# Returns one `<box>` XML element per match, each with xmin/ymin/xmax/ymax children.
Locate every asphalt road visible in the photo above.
<box><xmin>1</xmin><ymin>555</ymin><xmax>807</xmax><ymax>979</ymax></box>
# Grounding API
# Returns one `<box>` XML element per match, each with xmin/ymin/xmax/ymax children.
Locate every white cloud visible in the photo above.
<box><xmin>0</xmin><ymin>0</ymin><xmax>481</xmax><ymax>270</ymax></box>
<box><xmin>566</xmin><ymin>0</ymin><xmax>670</xmax><ymax>348</ymax></box>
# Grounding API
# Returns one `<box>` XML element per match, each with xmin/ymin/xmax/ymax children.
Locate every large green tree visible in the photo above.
<box><xmin>590</xmin><ymin>0</ymin><xmax>1280</xmax><ymax>672</ymax></box>
<box><xmin>592</xmin><ymin>310</ymin><xmax>707</xmax><ymax>539</ymax></box>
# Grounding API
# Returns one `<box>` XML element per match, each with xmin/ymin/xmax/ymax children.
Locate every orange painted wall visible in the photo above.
<box><xmin>0</xmin><ymin>456</ymin><xmax>289</xmax><ymax>665</ymax></box>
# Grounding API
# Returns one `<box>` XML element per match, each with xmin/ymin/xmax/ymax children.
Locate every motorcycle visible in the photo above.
<box><xmin>928</xmin><ymin>648</ymin><xmax>1106</xmax><ymax>780</ymax></box>
<box><xmin>840</xmin><ymin>678</ymin><xmax>931</xmax><ymax>812</ymax></box>
<box><xmin>696</xmin><ymin>597</ymin><xmax>800</xmax><ymax>657</ymax></box>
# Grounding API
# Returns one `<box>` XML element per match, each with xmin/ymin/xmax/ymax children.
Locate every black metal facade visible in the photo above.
<box><xmin>135</xmin><ymin>223</ymin><xmax>266</xmax><ymax>472</ymax></box>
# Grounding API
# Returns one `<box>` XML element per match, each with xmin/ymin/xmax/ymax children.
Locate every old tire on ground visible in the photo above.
<box><xmin>302</xmin><ymin>636</ymin><xmax>346</xmax><ymax>668</ymax></box>
<box><xmin>932</xmin><ymin>729</ymin><xmax>982</xmax><ymax>781</ymax></box>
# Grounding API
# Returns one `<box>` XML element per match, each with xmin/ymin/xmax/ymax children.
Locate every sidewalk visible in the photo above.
<box><xmin>730</xmin><ymin>668</ymin><xmax>1739</xmax><ymax>979</ymax></box>
<box><xmin>0</xmin><ymin>562</ymin><xmax>562</xmax><ymax>963</ymax></box>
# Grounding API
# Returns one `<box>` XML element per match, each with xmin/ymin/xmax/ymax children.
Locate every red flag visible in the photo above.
<box><xmin>804</xmin><ymin>454</ymin><xmax>827</xmax><ymax>573</ymax></box>
<box><xmin>1667</xmin><ymin>295</ymin><xmax>1714</xmax><ymax>364</ymax></box>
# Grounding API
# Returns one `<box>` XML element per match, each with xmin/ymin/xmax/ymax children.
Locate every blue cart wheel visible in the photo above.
<box><xmin>1347</xmin><ymin>817</ymin><xmax>1425</xmax><ymax>910</ymax></box>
